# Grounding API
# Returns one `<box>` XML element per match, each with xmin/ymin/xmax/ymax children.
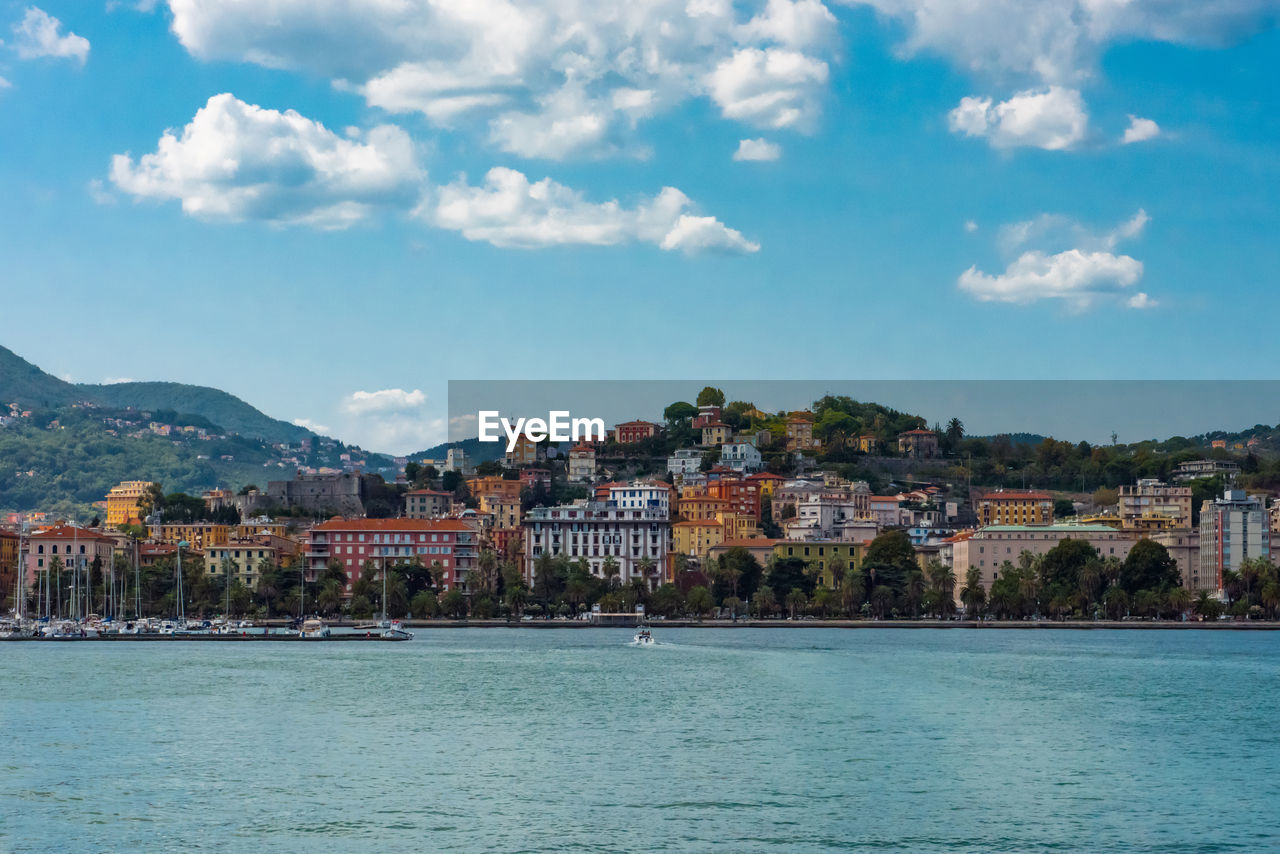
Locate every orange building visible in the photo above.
<box><xmin>466</xmin><ymin>476</ymin><xmax>523</xmax><ymax>502</ymax></box>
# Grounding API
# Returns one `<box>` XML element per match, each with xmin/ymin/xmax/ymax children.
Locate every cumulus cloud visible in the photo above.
<box><xmin>959</xmin><ymin>209</ymin><xmax>1152</xmax><ymax>310</ymax></box>
<box><xmin>844</xmin><ymin>0</ymin><xmax>1279</xmax><ymax>85</ymax></box>
<box><xmin>342</xmin><ymin>388</ymin><xmax>428</xmax><ymax>415</ymax></box>
<box><xmin>428</xmin><ymin>166</ymin><xmax>758</xmax><ymax>253</ymax></box>
<box><xmin>0</xmin><ymin>75</ymin><xmax>11</xmax><ymax>90</ymax></box>
<box><xmin>949</xmin><ymin>86</ymin><xmax>1088</xmax><ymax>150</ymax></box>
<box><xmin>109</xmin><ymin>93</ymin><xmax>421</xmax><ymax>228</ymax></box>
<box><xmin>162</xmin><ymin>0</ymin><xmax>840</xmax><ymax>159</ymax></box>
<box><xmin>734</xmin><ymin>137</ymin><xmax>782</xmax><ymax>161</ymax></box>
<box><xmin>1122</xmin><ymin>114</ymin><xmax>1160</xmax><ymax>144</ymax></box>
<box><xmin>11</xmin><ymin>7</ymin><xmax>90</xmax><ymax>64</ymax></box>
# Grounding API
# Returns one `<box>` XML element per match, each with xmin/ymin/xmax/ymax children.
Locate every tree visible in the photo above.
<box><xmin>686</xmin><ymin>585</ymin><xmax>714</xmax><ymax>618</ymax></box>
<box><xmin>752</xmin><ymin>586</ymin><xmax>777</xmax><ymax>618</ymax></box>
<box><xmin>767</xmin><ymin>557</ymin><xmax>812</xmax><ymax>600</ymax></box>
<box><xmin>663</xmin><ymin>401</ymin><xmax>697</xmax><ymax>424</ymax></box>
<box><xmin>1040</xmin><ymin>539</ymin><xmax>1098</xmax><ymax>604</ymax></box>
<box><xmin>959</xmin><ymin>567</ymin><xmax>986</xmax><ymax>618</ymax></box>
<box><xmin>441</xmin><ymin>588</ymin><xmax>467</xmax><ymax>618</ymax></box>
<box><xmin>1119</xmin><ymin>539</ymin><xmax>1181</xmax><ymax>595</ymax></box>
<box><xmin>411</xmin><ymin>590</ymin><xmax>439</xmax><ymax>618</ymax></box>
<box><xmin>860</xmin><ymin>530</ymin><xmax>916</xmax><ymax>595</ymax></box>
<box><xmin>1102</xmin><ymin>587</ymin><xmax>1129</xmax><ymax>620</ymax></box>
<box><xmin>696</xmin><ymin>387</ymin><xmax>726</xmax><ymax>407</ymax></box>
<box><xmin>785</xmin><ymin>588</ymin><xmax>808</xmax><ymax>619</ymax></box>
<box><xmin>650</xmin><ymin>583</ymin><xmax>684</xmax><ymax>617</ymax></box>
<box><xmin>945</xmin><ymin>417</ymin><xmax>964</xmax><ymax>445</ymax></box>
<box><xmin>926</xmin><ymin>561</ymin><xmax>957</xmax><ymax>618</ymax></box>
<box><xmin>1053</xmin><ymin>498</ymin><xmax>1076</xmax><ymax>518</ymax></box>
<box><xmin>869</xmin><ymin>585</ymin><xmax>894</xmax><ymax>619</ymax></box>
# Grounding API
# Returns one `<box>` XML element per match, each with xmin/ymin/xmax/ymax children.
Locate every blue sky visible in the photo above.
<box><xmin>1</xmin><ymin>1</ymin><xmax>1278</xmax><ymax>453</ymax></box>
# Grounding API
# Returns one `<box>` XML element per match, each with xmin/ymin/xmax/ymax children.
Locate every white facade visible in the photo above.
<box><xmin>568</xmin><ymin>446</ymin><xmax>596</xmax><ymax>483</ymax></box>
<box><xmin>523</xmin><ymin>501</ymin><xmax>669</xmax><ymax>587</ymax></box>
<box><xmin>667</xmin><ymin>448</ymin><xmax>702</xmax><ymax>477</ymax></box>
<box><xmin>608</xmin><ymin>481</ymin><xmax>670</xmax><ymax>515</ymax></box>
<box><xmin>720</xmin><ymin>442</ymin><xmax>763</xmax><ymax>473</ymax></box>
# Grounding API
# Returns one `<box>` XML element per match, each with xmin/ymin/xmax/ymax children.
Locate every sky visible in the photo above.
<box><xmin>1</xmin><ymin>1</ymin><xmax>1278</xmax><ymax>454</ymax></box>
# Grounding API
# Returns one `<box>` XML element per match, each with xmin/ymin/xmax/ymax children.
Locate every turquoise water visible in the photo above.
<box><xmin>2</xmin><ymin>629</ymin><xmax>1278</xmax><ymax>853</ymax></box>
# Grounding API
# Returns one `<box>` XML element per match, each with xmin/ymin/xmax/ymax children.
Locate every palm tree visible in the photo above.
<box><xmin>753</xmin><ymin>587</ymin><xmax>777</xmax><ymax>618</ymax></box>
<box><xmin>960</xmin><ymin>567</ymin><xmax>986</xmax><ymax>619</ymax></box>
<box><xmin>785</xmin><ymin>588</ymin><xmax>808</xmax><ymax>619</ymax></box>
<box><xmin>474</xmin><ymin>549</ymin><xmax>499</xmax><ymax>597</ymax></box>
<box><xmin>1165</xmin><ymin>587</ymin><xmax>1192</xmax><ymax>620</ymax></box>
<box><xmin>811</xmin><ymin>588</ymin><xmax>836</xmax><ymax>618</ymax></box>
<box><xmin>904</xmin><ymin>569</ymin><xmax>925</xmax><ymax>617</ymax></box>
<box><xmin>601</xmin><ymin>556</ymin><xmax>621</xmax><ymax>589</ymax></box>
<box><xmin>869</xmin><ymin>585</ymin><xmax>894</xmax><ymax>619</ymax></box>
<box><xmin>925</xmin><ymin>562</ymin><xmax>957</xmax><ymax>618</ymax></box>
<box><xmin>636</xmin><ymin>556</ymin><xmax>659</xmax><ymax>591</ymax></box>
<box><xmin>1262</xmin><ymin>582</ymin><xmax>1280</xmax><ymax>619</ymax></box>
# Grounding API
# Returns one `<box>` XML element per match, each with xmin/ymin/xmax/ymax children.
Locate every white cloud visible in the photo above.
<box><xmin>1122</xmin><ymin>114</ymin><xmax>1160</xmax><ymax>144</ymax></box>
<box><xmin>11</xmin><ymin>7</ymin><xmax>90</xmax><ymax>64</ymax></box>
<box><xmin>844</xmin><ymin>0</ymin><xmax>1279</xmax><ymax>85</ymax></box>
<box><xmin>707</xmin><ymin>47</ymin><xmax>829</xmax><ymax>130</ymax></box>
<box><xmin>733</xmin><ymin>138</ymin><xmax>782</xmax><ymax>161</ymax></box>
<box><xmin>428</xmin><ymin>166</ymin><xmax>758</xmax><ymax>253</ymax></box>
<box><xmin>292</xmin><ymin>417</ymin><xmax>332</xmax><ymax>435</ymax></box>
<box><xmin>964</xmin><ymin>219</ymin><xmax>978</xmax><ymax>233</ymax></box>
<box><xmin>101</xmin><ymin>376</ymin><xmax>136</xmax><ymax>384</ymax></box>
<box><xmin>162</xmin><ymin>0</ymin><xmax>841</xmax><ymax>158</ymax></box>
<box><xmin>0</xmin><ymin>75</ymin><xmax>11</xmax><ymax>89</ymax></box>
<box><xmin>87</xmin><ymin>178</ymin><xmax>115</xmax><ymax>205</ymax></box>
<box><xmin>109</xmin><ymin>93</ymin><xmax>421</xmax><ymax>228</ymax></box>
<box><xmin>342</xmin><ymin>388</ymin><xmax>427</xmax><ymax>415</ymax></box>
<box><xmin>949</xmin><ymin>86</ymin><xmax>1087</xmax><ymax>150</ymax></box>
<box><xmin>959</xmin><ymin>209</ymin><xmax>1151</xmax><ymax>309</ymax></box>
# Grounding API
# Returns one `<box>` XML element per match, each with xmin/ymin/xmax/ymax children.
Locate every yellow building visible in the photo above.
<box><xmin>234</xmin><ymin>521</ymin><xmax>288</xmax><ymax>539</ymax></box>
<box><xmin>747</xmin><ymin>472</ymin><xmax>785</xmax><ymax>497</ymax></box>
<box><xmin>975</xmin><ymin>490</ymin><xmax>1054</xmax><ymax>527</ymax></box>
<box><xmin>466</xmin><ymin>476</ymin><xmax>523</xmax><ymax>502</ymax></box>
<box><xmin>717</xmin><ymin>512</ymin><xmax>759</xmax><ymax>542</ymax></box>
<box><xmin>106</xmin><ymin>480</ymin><xmax>151</xmax><ymax>527</ymax></box>
<box><xmin>676</xmin><ymin>494</ymin><xmax>729</xmax><ymax>522</ymax></box>
<box><xmin>480</xmin><ymin>494</ymin><xmax>522</xmax><ymax>530</ymax></box>
<box><xmin>152</xmin><ymin>523</ymin><xmax>230</xmax><ymax>549</ymax></box>
<box><xmin>772</xmin><ymin>540</ymin><xmax>865</xmax><ymax>588</ymax></box>
<box><xmin>701</xmin><ymin>423</ymin><xmax>731</xmax><ymax>446</ymax></box>
<box><xmin>204</xmin><ymin>540</ymin><xmax>277</xmax><ymax>588</ymax></box>
<box><xmin>504</xmin><ymin>434</ymin><xmax>541</xmax><ymax>467</ymax></box>
<box><xmin>673</xmin><ymin>520</ymin><xmax>725</xmax><ymax>560</ymax></box>
<box><xmin>858</xmin><ymin>434</ymin><xmax>878</xmax><ymax>453</ymax></box>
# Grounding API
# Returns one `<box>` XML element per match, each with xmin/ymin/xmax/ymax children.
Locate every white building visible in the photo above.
<box><xmin>720</xmin><ymin>442</ymin><xmax>763</xmax><ymax>473</ymax></box>
<box><xmin>607</xmin><ymin>480</ymin><xmax>670</xmax><ymax>515</ymax></box>
<box><xmin>667</xmin><ymin>448</ymin><xmax>702</xmax><ymax>478</ymax></box>
<box><xmin>444</xmin><ymin>447</ymin><xmax>473</xmax><ymax>475</ymax></box>
<box><xmin>523</xmin><ymin>501</ymin><xmax>669</xmax><ymax>588</ymax></box>
<box><xmin>567</xmin><ymin>444</ymin><xmax>596</xmax><ymax>483</ymax></box>
<box><xmin>1200</xmin><ymin>490</ymin><xmax>1270</xmax><ymax>590</ymax></box>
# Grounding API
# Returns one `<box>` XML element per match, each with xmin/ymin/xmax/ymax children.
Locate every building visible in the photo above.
<box><xmin>266</xmin><ymin>471</ymin><xmax>376</xmax><ymax>516</ymax></box>
<box><xmin>466</xmin><ymin>476</ymin><xmax>523</xmax><ymax>503</ymax></box>
<box><xmin>720</xmin><ymin>442</ymin><xmax>763</xmax><ymax>473</ymax></box>
<box><xmin>1118</xmin><ymin>479</ymin><xmax>1192</xmax><ymax>530</ymax></box>
<box><xmin>479</xmin><ymin>494</ymin><xmax>522</xmax><ymax>531</ymax></box>
<box><xmin>772</xmin><ymin>540</ymin><xmax>865</xmax><ymax>588</ymax></box>
<box><xmin>785</xmin><ymin>416</ymin><xmax>817</xmax><ymax>451</ymax></box>
<box><xmin>746</xmin><ymin>471</ymin><xmax>785</xmax><ymax>497</ymax></box>
<box><xmin>1173</xmin><ymin>459</ymin><xmax>1240</xmax><ymax>482</ymax></box>
<box><xmin>505</xmin><ymin>434</ymin><xmax>542</xmax><ymax>467</ymax></box>
<box><xmin>1150</xmin><ymin>529</ymin><xmax>1205</xmax><ymax>591</ymax></box>
<box><xmin>942</xmin><ymin>524</ymin><xmax>1138</xmax><ymax>601</ymax></box>
<box><xmin>701</xmin><ymin>422</ymin><xmax>731</xmax><ymax>446</ymax></box>
<box><xmin>1199</xmin><ymin>490</ymin><xmax>1271</xmax><ymax>591</ymax></box>
<box><xmin>444</xmin><ymin>447</ymin><xmax>473</xmax><ymax>475</ymax></box>
<box><xmin>519</xmin><ymin>468</ymin><xmax>552</xmax><ymax>492</ymax></box>
<box><xmin>151</xmin><ymin>523</ymin><xmax>231</xmax><ymax>549</ymax></box>
<box><xmin>868</xmin><ymin>495</ymin><xmax>905</xmax><ymax>528</ymax></box>
<box><xmin>706</xmin><ymin>538</ymin><xmax>782</xmax><ymax>568</ymax></box>
<box><xmin>667</xmin><ymin>448</ymin><xmax>703</xmax><ymax>478</ymax></box>
<box><xmin>614</xmin><ymin>420</ymin><xmax>658</xmax><ymax>444</ymax></box>
<box><xmin>24</xmin><ymin>524</ymin><xmax>117</xmax><ymax>587</ymax></box>
<box><xmin>673</xmin><ymin>519</ymin><xmax>725</xmax><ymax>561</ymax></box>
<box><xmin>897</xmin><ymin>429</ymin><xmax>939</xmax><ymax>459</ymax></box>
<box><xmin>523</xmin><ymin>499</ymin><xmax>669</xmax><ymax>588</ymax></box>
<box><xmin>705</xmin><ymin>476</ymin><xmax>762</xmax><ymax>520</ymax></box>
<box><xmin>691</xmin><ymin>405</ymin><xmax>722</xmax><ymax>429</ymax></box>
<box><xmin>858</xmin><ymin>434</ymin><xmax>878</xmax><ymax>454</ymax></box>
<box><xmin>405</xmin><ymin>489</ymin><xmax>454</xmax><ymax>519</ymax></box>
<box><xmin>568</xmin><ymin>444</ymin><xmax>597</xmax><ymax>482</ymax></box>
<box><xmin>606</xmin><ymin>481</ymin><xmax>671</xmax><ymax>515</ymax></box>
<box><xmin>204</xmin><ymin>540</ymin><xmax>278</xmax><ymax>589</ymax></box>
<box><xmin>0</xmin><ymin>529</ymin><xmax>18</xmax><ymax>591</ymax></box>
<box><xmin>1272</xmin><ymin>498</ymin><xmax>1280</xmax><ymax>534</ymax></box>
<box><xmin>304</xmin><ymin>518</ymin><xmax>479</xmax><ymax>592</ymax></box>
<box><xmin>975</xmin><ymin>490</ymin><xmax>1054</xmax><ymax>527</ymax></box>
<box><xmin>105</xmin><ymin>480</ymin><xmax>151</xmax><ymax>527</ymax></box>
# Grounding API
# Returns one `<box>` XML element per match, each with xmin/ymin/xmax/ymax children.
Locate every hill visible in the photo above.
<box><xmin>0</xmin><ymin>344</ymin><xmax>311</xmax><ymax>444</ymax></box>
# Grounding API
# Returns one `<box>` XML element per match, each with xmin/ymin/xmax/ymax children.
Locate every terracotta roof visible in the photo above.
<box><xmin>674</xmin><ymin>520</ymin><xmax>723</xmax><ymax>528</ymax></box>
<box><xmin>407</xmin><ymin>489</ymin><xmax>452</xmax><ymax>496</ymax></box>
<box><xmin>29</xmin><ymin>524</ymin><xmax>115</xmax><ymax>543</ymax></box>
<box><xmin>899</xmin><ymin>428</ymin><xmax>935</xmax><ymax>436</ymax></box>
<box><xmin>979</xmin><ymin>491</ymin><xmax>1052</xmax><ymax>501</ymax></box>
<box><xmin>311</xmin><ymin>517</ymin><xmax>475</xmax><ymax>532</ymax></box>
<box><xmin>715</xmin><ymin>538</ymin><xmax>783</xmax><ymax>548</ymax></box>
<box><xmin>747</xmin><ymin>472</ymin><xmax>785</xmax><ymax>480</ymax></box>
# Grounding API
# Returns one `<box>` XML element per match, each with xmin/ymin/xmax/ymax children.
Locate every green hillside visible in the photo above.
<box><xmin>0</xmin><ymin>344</ymin><xmax>311</xmax><ymax>443</ymax></box>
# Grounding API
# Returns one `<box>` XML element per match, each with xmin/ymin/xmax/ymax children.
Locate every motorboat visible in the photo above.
<box><xmin>382</xmin><ymin>619</ymin><xmax>414</xmax><ymax>641</ymax></box>
<box><xmin>632</xmin><ymin>628</ymin><xmax>655</xmax><ymax>645</ymax></box>
<box><xmin>299</xmin><ymin>618</ymin><xmax>331</xmax><ymax>638</ymax></box>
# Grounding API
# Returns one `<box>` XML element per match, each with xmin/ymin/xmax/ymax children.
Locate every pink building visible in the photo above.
<box><xmin>26</xmin><ymin>524</ymin><xmax>116</xmax><ymax>587</ymax></box>
<box><xmin>304</xmin><ymin>518</ymin><xmax>479</xmax><ymax>593</ymax></box>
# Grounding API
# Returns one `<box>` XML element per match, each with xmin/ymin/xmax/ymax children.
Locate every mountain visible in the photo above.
<box><xmin>409</xmin><ymin>437</ymin><xmax>505</xmax><ymax>465</ymax></box>
<box><xmin>0</xmin><ymin>344</ymin><xmax>312</xmax><ymax>444</ymax></box>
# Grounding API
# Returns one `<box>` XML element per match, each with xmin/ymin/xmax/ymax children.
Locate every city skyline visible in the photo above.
<box><xmin>2</xmin><ymin>2</ymin><xmax>1279</xmax><ymax>452</ymax></box>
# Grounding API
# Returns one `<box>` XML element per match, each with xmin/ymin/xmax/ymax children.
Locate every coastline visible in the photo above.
<box><xmin>392</xmin><ymin>618</ymin><xmax>1280</xmax><ymax>630</ymax></box>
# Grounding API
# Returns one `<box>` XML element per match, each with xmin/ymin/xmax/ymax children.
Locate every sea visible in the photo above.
<box><xmin>2</xmin><ymin>628</ymin><xmax>1277</xmax><ymax>853</ymax></box>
